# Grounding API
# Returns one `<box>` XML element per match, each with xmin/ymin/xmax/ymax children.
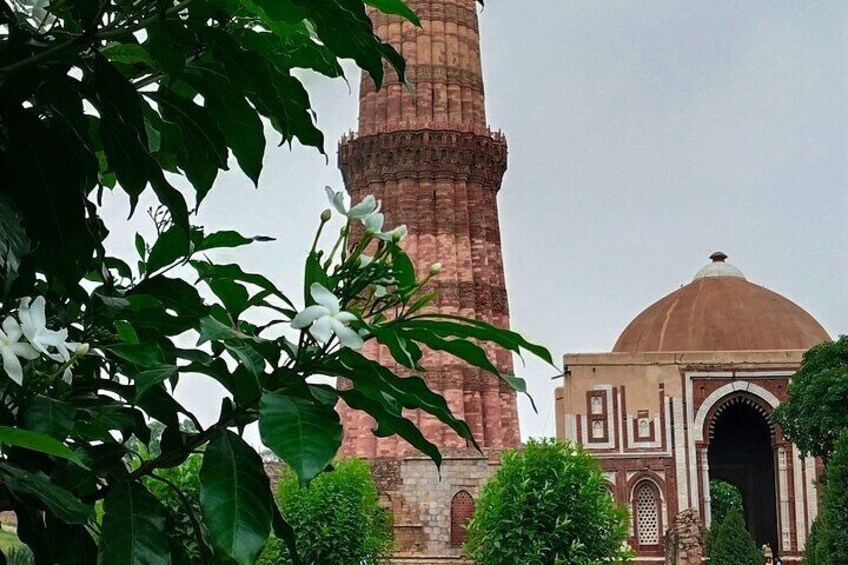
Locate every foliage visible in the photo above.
<box><xmin>817</xmin><ymin>430</ymin><xmax>848</xmax><ymax>565</ymax></box>
<box><xmin>710</xmin><ymin>479</ymin><xmax>743</xmax><ymax>526</ymax></box>
<box><xmin>774</xmin><ymin>336</ymin><xmax>848</xmax><ymax>461</ymax></box>
<box><xmin>258</xmin><ymin>458</ymin><xmax>391</xmax><ymax>565</ymax></box>
<box><xmin>706</xmin><ymin>479</ymin><xmax>744</xmax><ymax>557</ymax></box>
<box><xmin>4</xmin><ymin>544</ymin><xmax>33</xmax><ymax>565</ymax></box>
<box><xmin>0</xmin><ymin>0</ymin><xmax>555</xmax><ymax>562</ymax></box>
<box><xmin>464</xmin><ymin>438</ymin><xmax>631</xmax><ymax>565</ymax></box>
<box><xmin>804</xmin><ymin>515</ymin><xmax>824</xmax><ymax>565</ymax></box>
<box><xmin>708</xmin><ymin>506</ymin><xmax>760</xmax><ymax>565</ymax></box>
<box><xmin>144</xmin><ymin>452</ymin><xmax>205</xmax><ymax>562</ymax></box>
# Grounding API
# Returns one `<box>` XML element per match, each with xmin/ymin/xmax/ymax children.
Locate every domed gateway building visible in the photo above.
<box><xmin>555</xmin><ymin>252</ymin><xmax>830</xmax><ymax>564</ymax></box>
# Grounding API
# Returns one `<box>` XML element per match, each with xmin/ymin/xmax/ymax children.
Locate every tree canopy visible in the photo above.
<box><xmin>774</xmin><ymin>336</ymin><xmax>848</xmax><ymax>461</ymax></box>
<box><xmin>464</xmin><ymin>439</ymin><xmax>631</xmax><ymax>565</ymax></box>
<box><xmin>708</xmin><ymin>506</ymin><xmax>761</xmax><ymax>565</ymax></box>
<box><xmin>259</xmin><ymin>458</ymin><xmax>392</xmax><ymax>565</ymax></box>
<box><xmin>0</xmin><ymin>0</ymin><xmax>554</xmax><ymax>562</ymax></box>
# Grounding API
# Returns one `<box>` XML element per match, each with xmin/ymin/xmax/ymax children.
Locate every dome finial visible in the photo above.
<box><xmin>693</xmin><ymin>252</ymin><xmax>745</xmax><ymax>280</ymax></box>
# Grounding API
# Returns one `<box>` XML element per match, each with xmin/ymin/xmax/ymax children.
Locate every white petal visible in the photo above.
<box><xmin>363</xmin><ymin>212</ymin><xmax>384</xmax><ymax>233</ymax></box>
<box><xmin>374</xmin><ymin>285</ymin><xmax>388</xmax><ymax>298</ymax></box>
<box><xmin>325</xmin><ymin>186</ymin><xmax>347</xmax><ymax>215</ymax></box>
<box><xmin>1</xmin><ymin>349</ymin><xmax>24</xmax><ymax>385</ymax></box>
<box><xmin>291</xmin><ymin>305</ymin><xmax>330</xmax><ymax>329</ymax></box>
<box><xmin>331</xmin><ymin>320</ymin><xmax>364</xmax><ymax>350</ymax></box>
<box><xmin>348</xmin><ymin>195</ymin><xmax>378</xmax><ymax>219</ymax></box>
<box><xmin>334</xmin><ymin>311</ymin><xmax>357</xmax><ymax>324</ymax></box>
<box><xmin>309</xmin><ymin>283</ymin><xmax>340</xmax><ymax>314</ymax></box>
<box><xmin>10</xmin><ymin>343</ymin><xmax>39</xmax><ymax>360</ymax></box>
<box><xmin>308</xmin><ymin>315</ymin><xmax>334</xmax><ymax>344</ymax></box>
<box><xmin>358</xmin><ymin>255</ymin><xmax>373</xmax><ymax>267</ymax></box>
<box><xmin>62</xmin><ymin>368</ymin><xmax>73</xmax><ymax>384</ymax></box>
<box><xmin>27</xmin><ymin>296</ymin><xmax>47</xmax><ymax>330</ymax></box>
<box><xmin>2</xmin><ymin>317</ymin><xmax>22</xmax><ymax>342</ymax></box>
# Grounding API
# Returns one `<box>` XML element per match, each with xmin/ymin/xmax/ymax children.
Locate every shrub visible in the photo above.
<box><xmin>709</xmin><ymin>506</ymin><xmax>760</xmax><ymax>565</ymax></box>
<box><xmin>259</xmin><ymin>458</ymin><xmax>392</xmax><ymax>565</ymax></box>
<box><xmin>804</xmin><ymin>515</ymin><xmax>824</xmax><ymax>565</ymax></box>
<box><xmin>818</xmin><ymin>431</ymin><xmax>848</xmax><ymax>564</ymax></box>
<box><xmin>706</xmin><ymin>479</ymin><xmax>744</xmax><ymax>556</ymax></box>
<box><xmin>464</xmin><ymin>438</ymin><xmax>631</xmax><ymax>565</ymax></box>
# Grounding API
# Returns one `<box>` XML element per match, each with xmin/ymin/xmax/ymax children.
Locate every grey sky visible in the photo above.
<box><xmin>103</xmin><ymin>1</ymin><xmax>848</xmax><ymax>442</ymax></box>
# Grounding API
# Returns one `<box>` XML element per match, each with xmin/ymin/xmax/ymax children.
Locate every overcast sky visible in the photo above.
<box><xmin>104</xmin><ymin>1</ymin><xmax>848</xmax><ymax>442</ymax></box>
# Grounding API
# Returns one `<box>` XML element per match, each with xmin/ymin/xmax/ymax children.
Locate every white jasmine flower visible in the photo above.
<box><xmin>362</xmin><ymin>212</ymin><xmax>407</xmax><ymax>242</ymax></box>
<box><xmin>325</xmin><ymin>186</ymin><xmax>379</xmax><ymax>220</ymax></box>
<box><xmin>18</xmin><ymin>297</ymin><xmax>73</xmax><ymax>362</ymax></box>
<box><xmin>359</xmin><ymin>255</ymin><xmax>373</xmax><ymax>267</ymax></box>
<box><xmin>0</xmin><ymin>317</ymin><xmax>38</xmax><ymax>385</ymax></box>
<box><xmin>291</xmin><ymin>283</ymin><xmax>364</xmax><ymax>349</ymax></box>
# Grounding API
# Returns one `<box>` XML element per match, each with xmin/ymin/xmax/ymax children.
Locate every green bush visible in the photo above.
<box><xmin>709</xmin><ymin>506</ymin><xmax>760</xmax><ymax>565</ymax></box>
<box><xmin>710</xmin><ymin>479</ymin><xmax>744</xmax><ymax>526</ymax></box>
<box><xmin>706</xmin><ymin>479</ymin><xmax>744</xmax><ymax>556</ymax></box>
<box><xmin>259</xmin><ymin>458</ymin><xmax>392</xmax><ymax>565</ymax></box>
<box><xmin>804</xmin><ymin>515</ymin><xmax>824</xmax><ymax>565</ymax></box>
<box><xmin>464</xmin><ymin>438</ymin><xmax>631</xmax><ymax>565</ymax></box>
<box><xmin>818</xmin><ymin>431</ymin><xmax>848</xmax><ymax>564</ymax></box>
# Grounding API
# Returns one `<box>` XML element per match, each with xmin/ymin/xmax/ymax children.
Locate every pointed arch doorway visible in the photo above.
<box><xmin>707</xmin><ymin>393</ymin><xmax>779</xmax><ymax>551</ymax></box>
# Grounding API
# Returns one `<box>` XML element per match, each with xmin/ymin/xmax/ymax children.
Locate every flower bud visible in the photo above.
<box><xmin>75</xmin><ymin>343</ymin><xmax>90</xmax><ymax>356</ymax></box>
<box><xmin>429</xmin><ymin>262</ymin><xmax>443</xmax><ymax>276</ymax></box>
<box><xmin>320</xmin><ymin>209</ymin><xmax>332</xmax><ymax>222</ymax></box>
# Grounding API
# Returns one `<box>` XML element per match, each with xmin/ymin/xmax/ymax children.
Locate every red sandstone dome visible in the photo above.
<box><xmin>613</xmin><ymin>252</ymin><xmax>830</xmax><ymax>353</ymax></box>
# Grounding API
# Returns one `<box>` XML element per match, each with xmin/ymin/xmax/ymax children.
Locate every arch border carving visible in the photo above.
<box><xmin>693</xmin><ymin>381</ymin><xmax>780</xmax><ymax>443</ymax></box>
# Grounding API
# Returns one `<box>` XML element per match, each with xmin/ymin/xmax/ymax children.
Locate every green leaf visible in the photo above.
<box><xmin>21</xmin><ymin>396</ymin><xmax>76</xmax><ymax>440</ymax></box>
<box><xmin>200</xmin><ymin>430</ymin><xmax>273</xmax><ymax>565</ymax></box>
<box><xmin>196</xmin><ymin>230</ymin><xmax>273</xmax><ymax>252</ymax></box>
<box><xmin>208</xmin><ymin>278</ymin><xmax>250</xmax><ymax>318</ymax></box>
<box><xmin>390</xmin><ymin>245</ymin><xmax>415</xmax><ymax>288</ymax></box>
<box><xmin>101</xmin><ymin>43</ymin><xmax>155</xmax><ymax>66</ymax></box>
<box><xmin>0</xmin><ymin>426</ymin><xmax>87</xmax><ymax>469</ymax></box>
<box><xmin>225</xmin><ymin>343</ymin><xmax>265</xmax><ymax>377</ymax></box>
<box><xmin>2</xmin><ymin>108</ymin><xmax>97</xmax><ymax>285</ymax></box>
<box><xmin>0</xmin><ymin>464</ymin><xmax>93</xmax><ymax>525</ymax></box>
<box><xmin>259</xmin><ymin>392</ymin><xmax>342</xmax><ymax>483</ymax></box>
<box><xmin>0</xmin><ymin>191</ymin><xmax>31</xmax><ymax>294</ymax></box>
<box><xmin>192</xmin><ymin>261</ymin><xmax>294</xmax><ymax>308</ymax></box>
<box><xmin>401</xmin><ymin>327</ymin><xmax>502</xmax><ymax>378</ymax></box>
<box><xmin>366</xmin><ymin>0</ymin><xmax>420</xmax><ymax>25</ymax></box>
<box><xmin>401</xmin><ymin>316</ymin><xmax>556</xmax><ymax>366</ymax></box>
<box><xmin>99</xmin><ymin>482</ymin><xmax>171</xmax><ymax>564</ymax></box>
<box><xmin>370</xmin><ymin>325</ymin><xmax>422</xmax><ymax>369</ymax></box>
<box><xmin>93</xmin><ymin>53</ymin><xmax>189</xmax><ymax>230</ymax></box>
<box><xmin>133</xmin><ymin>366</ymin><xmax>179</xmax><ymax>400</ymax></box>
<box><xmin>148</xmin><ymin>90</ymin><xmax>229</xmax><ymax>203</ymax></box>
<box><xmin>327</xmin><ymin>350</ymin><xmax>478</xmax><ymax>452</ymax></box>
<box><xmin>198</xmin><ymin>316</ymin><xmax>253</xmax><ymax>344</ymax></box>
<box><xmin>107</xmin><ymin>342</ymin><xmax>167</xmax><ymax>367</ymax></box>
<box><xmin>146</xmin><ymin>225</ymin><xmax>190</xmax><ymax>274</ymax></box>
<box><xmin>332</xmin><ymin>386</ymin><xmax>442</xmax><ymax>465</ymax></box>
<box><xmin>304</xmin><ymin>251</ymin><xmax>328</xmax><ymax>304</ymax></box>
<box><xmin>271</xmin><ymin>504</ymin><xmax>302</xmax><ymax>565</ymax></box>
<box><xmin>115</xmin><ymin>320</ymin><xmax>140</xmax><ymax>344</ymax></box>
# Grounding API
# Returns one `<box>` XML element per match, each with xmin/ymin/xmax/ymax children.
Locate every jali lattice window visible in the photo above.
<box><xmin>450</xmin><ymin>491</ymin><xmax>475</xmax><ymax>547</ymax></box>
<box><xmin>635</xmin><ymin>482</ymin><xmax>660</xmax><ymax>545</ymax></box>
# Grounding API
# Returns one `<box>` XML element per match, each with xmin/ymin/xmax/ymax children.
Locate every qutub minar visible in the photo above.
<box><xmin>337</xmin><ymin>0</ymin><xmax>516</xmax><ymax>561</ymax></box>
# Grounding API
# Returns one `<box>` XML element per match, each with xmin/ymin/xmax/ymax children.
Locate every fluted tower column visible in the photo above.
<box><xmin>338</xmin><ymin>0</ymin><xmax>519</xmax><ymax>457</ymax></box>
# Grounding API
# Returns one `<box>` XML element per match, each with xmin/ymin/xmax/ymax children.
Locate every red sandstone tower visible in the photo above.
<box><xmin>338</xmin><ymin>0</ymin><xmax>519</xmax><ymax>458</ymax></box>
